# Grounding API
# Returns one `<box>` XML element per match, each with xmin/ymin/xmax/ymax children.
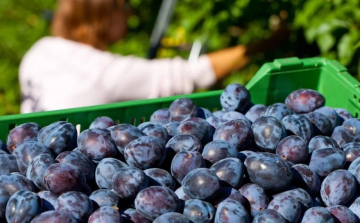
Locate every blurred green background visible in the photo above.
<box><xmin>1</xmin><ymin>0</ymin><xmax>360</xmax><ymax>115</ymax></box>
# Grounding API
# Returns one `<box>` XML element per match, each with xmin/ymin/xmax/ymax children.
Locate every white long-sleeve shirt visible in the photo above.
<box><xmin>19</xmin><ymin>37</ymin><xmax>216</xmax><ymax>113</ymax></box>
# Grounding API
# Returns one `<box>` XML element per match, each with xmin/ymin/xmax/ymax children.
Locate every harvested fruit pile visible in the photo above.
<box><xmin>1</xmin><ymin>83</ymin><xmax>360</xmax><ymax>223</ymax></box>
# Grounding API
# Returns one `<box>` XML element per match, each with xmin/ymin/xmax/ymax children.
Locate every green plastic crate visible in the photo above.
<box><xmin>0</xmin><ymin>57</ymin><xmax>359</xmax><ymax>143</ymax></box>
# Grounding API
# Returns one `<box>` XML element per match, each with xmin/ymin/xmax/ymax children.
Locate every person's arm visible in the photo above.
<box><xmin>207</xmin><ymin>45</ymin><xmax>249</xmax><ymax>80</ymax></box>
<box><xmin>207</xmin><ymin>21</ymin><xmax>290</xmax><ymax>81</ymax></box>
<box><xmin>101</xmin><ymin>22</ymin><xmax>290</xmax><ymax>102</ymax></box>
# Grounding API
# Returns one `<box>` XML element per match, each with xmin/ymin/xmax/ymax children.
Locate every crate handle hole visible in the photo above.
<box><xmin>356</xmin><ymin>113</ymin><xmax>359</xmax><ymax>118</ymax></box>
<box><xmin>131</xmin><ymin>118</ymin><xmax>136</xmax><ymax>125</ymax></box>
<box><xmin>8</xmin><ymin>124</ymin><xmax>16</xmax><ymax>132</ymax></box>
<box><xmin>60</xmin><ymin>117</ymin><xmax>68</xmax><ymax>121</ymax></box>
<box><xmin>140</xmin><ymin>117</ymin><xmax>146</xmax><ymax>123</ymax></box>
<box><xmin>354</xmin><ymin>95</ymin><xmax>358</xmax><ymax>100</ymax></box>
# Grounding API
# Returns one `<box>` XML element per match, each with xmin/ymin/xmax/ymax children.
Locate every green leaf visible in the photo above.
<box><xmin>354</xmin><ymin>41</ymin><xmax>360</xmax><ymax>49</ymax></box>
<box><xmin>316</xmin><ymin>33</ymin><xmax>336</xmax><ymax>54</ymax></box>
<box><xmin>305</xmin><ymin>27</ymin><xmax>318</xmax><ymax>43</ymax></box>
<box><xmin>337</xmin><ymin>32</ymin><xmax>359</xmax><ymax>66</ymax></box>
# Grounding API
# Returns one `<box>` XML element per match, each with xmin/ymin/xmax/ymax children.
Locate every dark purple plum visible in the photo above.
<box><xmin>301</xmin><ymin>207</ymin><xmax>335</xmax><ymax>223</ymax></box>
<box><xmin>171</xmin><ymin>151</ymin><xmax>206</xmax><ymax>184</ymax></box>
<box><xmin>137</xmin><ymin>121</ymin><xmax>153</xmax><ymax>130</ymax></box>
<box><xmin>175</xmin><ymin>187</ymin><xmax>191</xmax><ymax>201</ymax></box>
<box><xmin>163</xmin><ymin>121</ymin><xmax>180</xmax><ymax>137</ymax></box>
<box><xmin>221</xmin><ymin>111</ymin><xmax>251</xmax><ymax>126</ymax></box>
<box><xmin>134</xmin><ymin>186</ymin><xmax>181</xmax><ymax>221</ymax></box>
<box><xmin>206</xmin><ymin>116</ymin><xmax>223</xmax><ymax>129</ymax></box>
<box><xmin>95</xmin><ymin>158</ymin><xmax>128</xmax><ymax>189</ymax></box>
<box><xmin>153</xmin><ymin>212</ymin><xmax>192</xmax><ymax>223</ymax></box>
<box><xmin>264</xmin><ymin>103</ymin><xmax>293</xmax><ymax>121</ymax></box>
<box><xmin>78</xmin><ymin>128</ymin><xmax>117</xmax><ymax>163</ymax></box>
<box><xmin>304</xmin><ymin>112</ymin><xmax>333</xmax><ymax>136</ymax></box>
<box><xmin>291</xmin><ymin>164</ymin><xmax>321</xmax><ymax>195</ymax></box>
<box><xmin>267</xmin><ymin>195</ymin><xmax>301</xmax><ymax>223</ymax></box>
<box><xmin>6</xmin><ymin>190</ymin><xmax>41</xmax><ymax>223</ymax></box>
<box><xmin>0</xmin><ymin>154</ymin><xmax>19</xmax><ymax>175</ymax></box>
<box><xmin>314</xmin><ymin>106</ymin><xmax>341</xmax><ymax>130</ymax></box>
<box><xmin>342</xmin><ymin>118</ymin><xmax>360</xmax><ymax>139</ymax></box>
<box><xmin>349</xmin><ymin>197</ymin><xmax>360</xmax><ymax>219</ymax></box>
<box><xmin>326</xmin><ymin>205</ymin><xmax>359</xmax><ymax>223</ymax></box>
<box><xmin>220</xmin><ymin>83</ymin><xmax>252</xmax><ymax>113</ymax></box>
<box><xmin>244</xmin><ymin>152</ymin><xmax>292</xmax><ymax>192</ymax></box>
<box><xmin>112</xmin><ymin>167</ymin><xmax>148</xmax><ymax>198</ymax></box>
<box><xmin>245</xmin><ymin>104</ymin><xmax>267</xmax><ymax>123</ymax></box>
<box><xmin>308</xmin><ymin>136</ymin><xmax>340</xmax><ymax>153</ymax></box>
<box><xmin>210</xmin><ymin>187</ymin><xmax>245</xmax><ymax>208</ymax></box>
<box><xmin>38</xmin><ymin>121</ymin><xmax>77</xmax><ymax>155</ymax></box>
<box><xmin>348</xmin><ymin>157</ymin><xmax>360</xmax><ymax>184</ymax></box>
<box><xmin>239</xmin><ymin>183</ymin><xmax>269</xmax><ymax>217</ymax></box>
<box><xmin>314</xmin><ymin>196</ymin><xmax>325</xmax><ymax>207</ymax></box>
<box><xmin>89</xmin><ymin>189</ymin><xmax>120</xmax><ymax>208</ymax></box>
<box><xmin>213</xmin><ymin>110</ymin><xmax>226</xmax><ymax>118</ymax></box>
<box><xmin>214</xmin><ymin>199</ymin><xmax>250</xmax><ymax>223</ymax></box>
<box><xmin>281</xmin><ymin>114</ymin><xmax>314</xmax><ymax>143</ymax></box>
<box><xmin>309</xmin><ymin>148</ymin><xmax>345</xmax><ymax>177</ymax></box>
<box><xmin>7</xmin><ymin>122</ymin><xmax>41</xmax><ymax>153</ymax></box>
<box><xmin>285</xmin><ymin>89</ymin><xmax>325</xmax><ymax>113</ymax></box>
<box><xmin>38</xmin><ymin>191</ymin><xmax>58</xmax><ymax>211</ymax></box>
<box><xmin>166</xmin><ymin>134</ymin><xmax>202</xmax><ymax>153</ymax></box>
<box><xmin>43</xmin><ymin>163</ymin><xmax>91</xmax><ymax>195</ymax></box>
<box><xmin>13</xmin><ymin>141</ymin><xmax>51</xmax><ymax>175</ymax></box>
<box><xmin>202</xmin><ymin>140</ymin><xmax>238</xmax><ymax>165</ymax></box>
<box><xmin>55</xmin><ymin>191</ymin><xmax>93</xmax><ymax>222</ymax></box>
<box><xmin>252</xmin><ymin>209</ymin><xmax>287</xmax><ymax>223</ymax></box>
<box><xmin>182</xmin><ymin>168</ymin><xmax>220</xmax><ymax>200</ymax></box>
<box><xmin>30</xmin><ymin>210</ymin><xmax>78</xmax><ymax>223</ymax></box>
<box><xmin>331</xmin><ymin>126</ymin><xmax>354</xmax><ymax>147</ymax></box>
<box><xmin>121</xmin><ymin>208</ymin><xmax>152</xmax><ymax>223</ymax></box>
<box><xmin>0</xmin><ymin>173</ymin><xmax>35</xmax><ymax>218</ymax></box>
<box><xmin>144</xmin><ymin>168</ymin><xmax>176</xmax><ymax>191</ymax></box>
<box><xmin>88</xmin><ymin>206</ymin><xmax>123</xmax><ymax>223</ymax></box>
<box><xmin>177</xmin><ymin>119</ymin><xmax>210</xmax><ymax>145</ymax></box>
<box><xmin>251</xmin><ymin>116</ymin><xmax>287</xmax><ymax>152</ymax></box>
<box><xmin>138</xmin><ymin>122</ymin><xmax>169</xmax><ymax>143</ymax></box>
<box><xmin>210</xmin><ymin>158</ymin><xmax>244</xmax><ymax>189</ymax></box>
<box><xmin>169</xmin><ymin>98</ymin><xmax>197</xmax><ymax>122</ymax></box>
<box><xmin>183</xmin><ymin>199</ymin><xmax>215</xmax><ymax>223</ymax></box>
<box><xmin>56</xmin><ymin>150</ymin><xmax>96</xmax><ymax>182</ymax></box>
<box><xmin>0</xmin><ymin>140</ymin><xmax>7</xmax><ymax>154</ymax></box>
<box><xmin>195</xmin><ymin>107</ymin><xmax>213</xmax><ymax>120</ymax></box>
<box><xmin>320</xmin><ymin>169</ymin><xmax>357</xmax><ymax>206</ymax></box>
<box><xmin>150</xmin><ymin>108</ymin><xmax>170</xmax><ymax>124</ymax></box>
<box><xmin>238</xmin><ymin>150</ymin><xmax>257</xmax><ymax>162</ymax></box>
<box><xmin>26</xmin><ymin>153</ymin><xmax>55</xmax><ymax>190</ymax></box>
<box><xmin>213</xmin><ymin>119</ymin><xmax>253</xmax><ymax>151</ymax></box>
<box><xmin>124</xmin><ymin>135</ymin><xmax>166</xmax><ymax>170</ymax></box>
<box><xmin>273</xmin><ymin>187</ymin><xmax>313</xmax><ymax>210</ymax></box>
<box><xmin>276</xmin><ymin>135</ymin><xmax>308</xmax><ymax>164</ymax></box>
<box><xmin>89</xmin><ymin>116</ymin><xmax>115</xmax><ymax>129</ymax></box>
<box><xmin>334</xmin><ymin>108</ymin><xmax>353</xmax><ymax>123</ymax></box>
<box><xmin>110</xmin><ymin>124</ymin><xmax>146</xmax><ymax>154</ymax></box>
<box><xmin>343</xmin><ymin>142</ymin><xmax>360</xmax><ymax>164</ymax></box>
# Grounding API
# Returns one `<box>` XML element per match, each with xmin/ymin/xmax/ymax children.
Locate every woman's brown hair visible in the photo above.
<box><xmin>51</xmin><ymin>0</ymin><xmax>124</xmax><ymax>49</ymax></box>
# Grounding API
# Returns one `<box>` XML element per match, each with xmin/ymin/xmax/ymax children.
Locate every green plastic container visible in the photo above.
<box><xmin>0</xmin><ymin>57</ymin><xmax>359</xmax><ymax>143</ymax></box>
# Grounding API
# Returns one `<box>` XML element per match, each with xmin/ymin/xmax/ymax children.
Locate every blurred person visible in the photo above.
<box><xmin>19</xmin><ymin>0</ymin><xmax>289</xmax><ymax>113</ymax></box>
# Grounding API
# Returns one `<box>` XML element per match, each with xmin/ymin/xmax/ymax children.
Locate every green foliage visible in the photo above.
<box><xmin>1</xmin><ymin>0</ymin><xmax>360</xmax><ymax>115</ymax></box>
<box><xmin>0</xmin><ymin>0</ymin><xmax>54</xmax><ymax>115</ymax></box>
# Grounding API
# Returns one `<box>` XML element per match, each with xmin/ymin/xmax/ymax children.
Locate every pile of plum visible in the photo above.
<box><xmin>1</xmin><ymin>83</ymin><xmax>360</xmax><ymax>223</ymax></box>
